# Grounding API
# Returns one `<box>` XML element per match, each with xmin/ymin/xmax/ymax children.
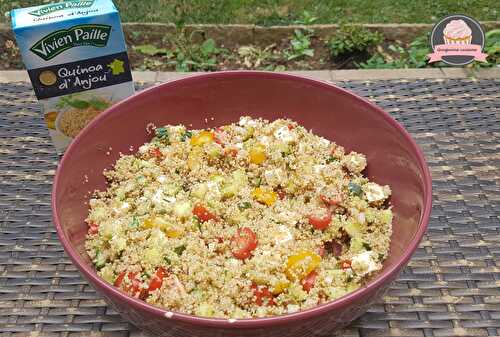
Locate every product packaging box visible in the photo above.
<box><xmin>11</xmin><ymin>0</ymin><xmax>134</xmax><ymax>152</ymax></box>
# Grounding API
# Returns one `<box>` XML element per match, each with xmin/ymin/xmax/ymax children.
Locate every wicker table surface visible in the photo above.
<box><xmin>0</xmin><ymin>78</ymin><xmax>499</xmax><ymax>337</ymax></box>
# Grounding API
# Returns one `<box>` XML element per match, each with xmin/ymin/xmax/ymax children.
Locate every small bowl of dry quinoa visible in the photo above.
<box><xmin>52</xmin><ymin>71</ymin><xmax>432</xmax><ymax>337</ymax></box>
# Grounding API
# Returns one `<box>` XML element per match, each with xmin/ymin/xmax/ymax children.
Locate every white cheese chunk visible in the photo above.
<box><xmin>273</xmin><ymin>126</ymin><xmax>296</xmax><ymax>143</ymax></box>
<box><xmin>274</xmin><ymin>225</ymin><xmax>293</xmax><ymax>245</ymax></box>
<box><xmin>364</xmin><ymin>182</ymin><xmax>390</xmax><ymax>203</ymax></box>
<box><xmin>351</xmin><ymin>251</ymin><xmax>381</xmax><ymax>276</ymax></box>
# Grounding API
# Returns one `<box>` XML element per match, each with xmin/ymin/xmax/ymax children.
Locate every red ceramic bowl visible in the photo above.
<box><xmin>52</xmin><ymin>71</ymin><xmax>432</xmax><ymax>337</ymax></box>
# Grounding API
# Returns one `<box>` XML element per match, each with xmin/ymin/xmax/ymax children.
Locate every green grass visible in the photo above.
<box><xmin>1</xmin><ymin>0</ymin><xmax>498</xmax><ymax>25</ymax></box>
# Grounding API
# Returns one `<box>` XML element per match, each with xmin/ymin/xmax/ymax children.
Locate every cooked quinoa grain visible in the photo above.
<box><xmin>85</xmin><ymin>116</ymin><xmax>393</xmax><ymax>318</ymax></box>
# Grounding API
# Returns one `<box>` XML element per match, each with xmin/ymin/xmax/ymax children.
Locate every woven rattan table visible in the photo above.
<box><xmin>0</xmin><ymin>77</ymin><xmax>499</xmax><ymax>337</ymax></box>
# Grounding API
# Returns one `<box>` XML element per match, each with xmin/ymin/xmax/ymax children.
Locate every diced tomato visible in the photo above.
<box><xmin>251</xmin><ymin>283</ymin><xmax>276</xmax><ymax>306</ymax></box>
<box><xmin>341</xmin><ymin>260</ymin><xmax>352</xmax><ymax>270</ymax></box>
<box><xmin>114</xmin><ymin>271</ymin><xmax>126</xmax><ymax>287</ymax></box>
<box><xmin>150</xmin><ymin>147</ymin><xmax>162</xmax><ymax>159</ymax></box>
<box><xmin>115</xmin><ymin>271</ymin><xmax>146</xmax><ymax>299</ymax></box>
<box><xmin>276</xmin><ymin>188</ymin><xmax>286</xmax><ymax>200</ymax></box>
<box><xmin>216</xmin><ymin>236</ymin><xmax>224</xmax><ymax>243</ymax></box>
<box><xmin>287</xmin><ymin>124</ymin><xmax>295</xmax><ymax>130</ymax></box>
<box><xmin>88</xmin><ymin>223</ymin><xmax>99</xmax><ymax>235</ymax></box>
<box><xmin>301</xmin><ymin>270</ymin><xmax>318</xmax><ymax>292</ymax></box>
<box><xmin>214</xmin><ymin>136</ymin><xmax>223</xmax><ymax>146</ymax></box>
<box><xmin>320</xmin><ymin>194</ymin><xmax>339</xmax><ymax>206</ymax></box>
<box><xmin>193</xmin><ymin>204</ymin><xmax>218</xmax><ymax>222</ymax></box>
<box><xmin>148</xmin><ymin>267</ymin><xmax>167</xmax><ymax>293</ymax></box>
<box><xmin>214</xmin><ymin>128</ymin><xmax>228</xmax><ymax>146</ymax></box>
<box><xmin>225</xmin><ymin>148</ymin><xmax>238</xmax><ymax>157</ymax></box>
<box><xmin>231</xmin><ymin>227</ymin><xmax>258</xmax><ymax>260</ymax></box>
<box><xmin>308</xmin><ymin>210</ymin><xmax>332</xmax><ymax>230</ymax></box>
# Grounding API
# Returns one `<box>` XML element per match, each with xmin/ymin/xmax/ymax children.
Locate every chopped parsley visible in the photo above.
<box><xmin>174</xmin><ymin>244</ymin><xmax>187</xmax><ymax>256</ymax></box>
<box><xmin>326</xmin><ymin>155</ymin><xmax>338</xmax><ymax>163</ymax></box>
<box><xmin>238</xmin><ymin>202</ymin><xmax>252</xmax><ymax>210</ymax></box>
<box><xmin>180</xmin><ymin>130</ymin><xmax>193</xmax><ymax>142</ymax></box>
<box><xmin>129</xmin><ymin>216</ymin><xmax>139</xmax><ymax>228</ymax></box>
<box><xmin>155</xmin><ymin>127</ymin><xmax>170</xmax><ymax>144</ymax></box>
<box><xmin>193</xmin><ymin>216</ymin><xmax>202</xmax><ymax>232</ymax></box>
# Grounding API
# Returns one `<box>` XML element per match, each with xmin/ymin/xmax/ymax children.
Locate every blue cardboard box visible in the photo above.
<box><xmin>12</xmin><ymin>0</ymin><xmax>134</xmax><ymax>152</ymax></box>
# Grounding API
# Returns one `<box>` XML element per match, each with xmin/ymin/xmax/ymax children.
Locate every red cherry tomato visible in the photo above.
<box><xmin>193</xmin><ymin>204</ymin><xmax>218</xmax><ymax>222</ymax></box>
<box><xmin>148</xmin><ymin>267</ymin><xmax>167</xmax><ymax>293</ymax></box>
<box><xmin>308</xmin><ymin>210</ymin><xmax>332</xmax><ymax>230</ymax></box>
<box><xmin>341</xmin><ymin>260</ymin><xmax>352</xmax><ymax>270</ymax></box>
<box><xmin>123</xmin><ymin>272</ymin><xmax>143</xmax><ymax>297</ymax></box>
<box><xmin>251</xmin><ymin>283</ymin><xmax>276</xmax><ymax>306</ymax></box>
<box><xmin>150</xmin><ymin>147</ymin><xmax>162</xmax><ymax>159</ymax></box>
<box><xmin>276</xmin><ymin>188</ymin><xmax>286</xmax><ymax>200</ymax></box>
<box><xmin>320</xmin><ymin>194</ymin><xmax>339</xmax><ymax>206</ymax></box>
<box><xmin>231</xmin><ymin>227</ymin><xmax>258</xmax><ymax>260</ymax></box>
<box><xmin>301</xmin><ymin>270</ymin><xmax>318</xmax><ymax>292</ymax></box>
<box><xmin>114</xmin><ymin>271</ymin><xmax>126</xmax><ymax>287</ymax></box>
<box><xmin>287</xmin><ymin>124</ymin><xmax>295</xmax><ymax>130</ymax></box>
<box><xmin>115</xmin><ymin>271</ymin><xmax>146</xmax><ymax>299</ymax></box>
<box><xmin>88</xmin><ymin>223</ymin><xmax>99</xmax><ymax>235</ymax></box>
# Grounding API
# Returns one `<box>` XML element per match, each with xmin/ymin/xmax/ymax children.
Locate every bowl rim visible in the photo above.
<box><xmin>52</xmin><ymin>70</ymin><xmax>432</xmax><ymax>328</ymax></box>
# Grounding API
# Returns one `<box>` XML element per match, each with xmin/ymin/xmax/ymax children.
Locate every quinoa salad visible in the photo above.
<box><xmin>85</xmin><ymin>116</ymin><xmax>393</xmax><ymax>319</ymax></box>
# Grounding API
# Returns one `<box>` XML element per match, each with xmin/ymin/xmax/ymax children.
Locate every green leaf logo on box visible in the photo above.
<box><xmin>28</xmin><ymin>0</ymin><xmax>95</xmax><ymax>17</ymax></box>
<box><xmin>30</xmin><ymin>24</ymin><xmax>111</xmax><ymax>61</ymax></box>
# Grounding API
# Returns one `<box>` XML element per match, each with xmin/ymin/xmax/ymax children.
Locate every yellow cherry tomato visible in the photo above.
<box><xmin>249</xmin><ymin>143</ymin><xmax>266</xmax><ymax>164</ymax></box>
<box><xmin>164</xmin><ymin>228</ymin><xmax>182</xmax><ymax>238</ymax></box>
<box><xmin>190</xmin><ymin>130</ymin><xmax>214</xmax><ymax>146</ymax></box>
<box><xmin>142</xmin><ymin>217</ymin><xmax>157</xmax><ymax>229</ymax></box>
<box><xmin>271</xmin><ymin>280</ymin><xmax>290</xmax><ymax>295</ymax></box>
<box><xmin>252</xmin><ymin>187</ymin><xmax>277</xmax><ymax>206</ymax></box>
<box><xmin>187</xmin><ymin>147</ymin><xmax>202</xmax><ymax>170</ymax></box>
<box><xmin>285</xmin><ymin>251</ymin><xmax>321</xmax><ymax>280</ymax></box>
<box><xmin>142</xmin><ymin>217</ymin><xmax>183</xmax><ymax>238</ymax></box>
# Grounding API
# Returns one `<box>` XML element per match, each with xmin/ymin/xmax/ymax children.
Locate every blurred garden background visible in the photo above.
<box><xmin>1</xmin><ymin>0</ymin><xmax>499</xmax><ymax>71</ymax></box>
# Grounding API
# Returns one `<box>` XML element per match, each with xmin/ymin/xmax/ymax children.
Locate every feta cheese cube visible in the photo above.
<box><xmin>351</xmin><ymin>251</ymin><xmax>381</xmax><ymax>276</ymax></box>
<box><xmin>273</xmin><ymin>126</ymin><xmax>296</xmax><ymax>143</ymax></box>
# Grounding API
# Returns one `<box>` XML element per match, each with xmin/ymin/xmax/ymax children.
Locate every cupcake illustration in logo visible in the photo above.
<box><xmin>428</xmin><ymin>15</ymin><xmax>487</xmax><ymax>66</ymax></box>
<box><xmin>443</xmin><ymin>19</ymin><xmax>472</xmax><ymax>45</ymax></box>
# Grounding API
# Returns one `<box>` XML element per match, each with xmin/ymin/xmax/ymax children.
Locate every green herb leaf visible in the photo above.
<box><xmin>134</xmin><ymin>44</ymin><xmax>168</xmax><ymax>56</ymax></box>
<box><xmin>67</xmin><ymin>99</ymin><xmax>90</xmax><ymax>109</ymax></box>
<box><xmin>326</xmin><ymin>155</ymin><xmax>338</xmax><ymax>163</ymax></box>
<box><xmin>193</xmin><ymin>216</ymin><xmax>202</xmax><ymax>232</ymax></box>
<box><xmin>88</xmin><ymin>98</ymin><xmax>110</xmax><ymax>110</ymax></box>
<box><xmin>164</xmin><ymin>256</ymin><xmax>171</xmax><ymax>265</ymax></box>
<box><xmin>174</xmin><ymin>244</ymin><xmax>187</xmax><ymax>256</ymax></box>
<box><xmin>155</xmin><ymin>127</ymin><xmax>170</xmax><ymax>144</ymax></box>
<box><xmin>94</xmin><ymin>250</ymin><xmax>105</xmax><ymax>269</ymax></box>
<box><xmin>238</xmin><ymin>202</ymin><xmax>252</xmax><ymax>210</ymax></box>
<box><xmin>129</xmin><ymin>216</ymin><xmax>139</xmax><ymax>228</ymax></box>
<box><xmin>201</xmin><ymin>39</ymin><xmax>217</xmax><ymax>56</ymax></box>
<box><xmin>362</xmin><ymin>242</ymin><xmax>372</xmax><ymax>251</ymax></box>
<box><xmin>348</xmin><ymin>182</ymin><xmax>363</xmax><ymax>197</ymax></box>
<box><xmin>180</xmin><ymin>130</ymin><xmax>193</xmax><ymax>141</ymax></box>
